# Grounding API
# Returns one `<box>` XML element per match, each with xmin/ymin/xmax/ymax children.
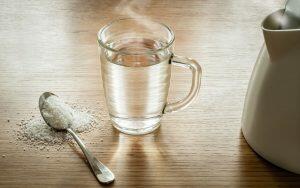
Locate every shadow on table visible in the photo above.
<box><xmin>238</xmin><ymin>131</ymin><xmax>300</xmax><ymax>187</ymax></box>
<box><xmin>107</xmin><ymin>125</ymin><xmax>183</xmax><ymax>186</ymax></box>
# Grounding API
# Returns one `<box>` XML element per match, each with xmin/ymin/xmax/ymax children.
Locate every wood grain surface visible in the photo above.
<box><xmin>1</xmin><ymin>0</ymin><xmax>300</xmax><ymax>187</ymax></box>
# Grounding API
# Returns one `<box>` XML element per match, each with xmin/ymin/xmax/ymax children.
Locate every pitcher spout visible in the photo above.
<box><xmin>262</xmin><ymin>0</ymin><xmax>300</xmax><ymax>62</ymax></box>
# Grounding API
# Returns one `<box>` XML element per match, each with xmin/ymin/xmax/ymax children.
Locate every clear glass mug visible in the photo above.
<box><xmin>98</xmin><ymin>18</ymin><xmax>202</xmax><ymax>135</ymax></box>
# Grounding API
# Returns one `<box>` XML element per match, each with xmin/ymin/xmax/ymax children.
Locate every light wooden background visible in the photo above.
<box><xmin>2</xmin><ymin>0</ymin><xmax>300</xmax><ymax>187</ymax></box>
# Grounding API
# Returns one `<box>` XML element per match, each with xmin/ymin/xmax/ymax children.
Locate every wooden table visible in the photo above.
<box><xmin>1</xmin><ymin>0</ymin><xmax>300</xmax><ymax>187</ymax></box>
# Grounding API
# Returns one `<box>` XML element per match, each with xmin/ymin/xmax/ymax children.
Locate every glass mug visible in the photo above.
<box><xmin>98</xmin><ymin>18</ymin><xmax>202</xmax><ymax>135</ymax></box>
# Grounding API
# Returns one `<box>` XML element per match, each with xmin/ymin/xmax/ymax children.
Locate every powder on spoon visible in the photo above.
<box><xmin>41</xmin><ymin>95</ymin><xmax>74</xmax><ymax>130</ymax></box>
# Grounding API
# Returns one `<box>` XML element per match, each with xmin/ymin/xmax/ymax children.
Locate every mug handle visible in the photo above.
<box><xmin>163</xmin><ymin>54</ymin><xmax>202</xmax><ymax>113</ymax></box>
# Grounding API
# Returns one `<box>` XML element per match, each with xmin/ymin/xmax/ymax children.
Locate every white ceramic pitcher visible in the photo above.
<box><xmin>242</xmin><ymin>0</ymin><xmax>300</xmax><ymax>173</ymax></box>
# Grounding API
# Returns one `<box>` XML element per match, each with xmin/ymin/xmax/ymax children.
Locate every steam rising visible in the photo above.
<box><xmin>115</xmin><ymin>0</ymin><xmax>158</xmax><ymax>31</ymax></box>
<box><xmin>110</xmin><ymin>0</ymin><xmax>168</xmax><ymax>53</ymax></box>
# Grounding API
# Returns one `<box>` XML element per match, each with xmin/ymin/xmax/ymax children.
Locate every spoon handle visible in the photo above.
<box><xmin>67</xmin><ymin>128</ymin><xmax>115</xmax><ymax>184</ymax></box>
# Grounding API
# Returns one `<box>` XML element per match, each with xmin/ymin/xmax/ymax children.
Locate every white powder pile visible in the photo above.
<box><xmin>18</xmin><ymin>118</ymin><xmax>71</xmax><ymax>146</ymax></box>
<box><xmin>14</xmin><ymin>97</ymin><xmax>109</xmax><ymax>150</ymax></box>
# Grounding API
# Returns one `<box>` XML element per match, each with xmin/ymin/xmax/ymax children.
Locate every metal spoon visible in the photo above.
<box><xmin>39</xmin><ymin>92</ymin><xmax>115</xmax><ymax>184</ymax></box>
<box><xmin>285</xmin><ymin>0</ymin><xmax>300</xmax><ymax>19</ymax></box>
<box><xmin>281</xmin><ymin>0</ymin><xmax>300</xmax><ymax>29</ymax></box>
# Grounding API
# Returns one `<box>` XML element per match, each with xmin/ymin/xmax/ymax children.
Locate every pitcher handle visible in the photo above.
<box><xmin>163</xmin><ymin>54</ymin><xmax>202</xmax><ymax>113</ymax></box>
